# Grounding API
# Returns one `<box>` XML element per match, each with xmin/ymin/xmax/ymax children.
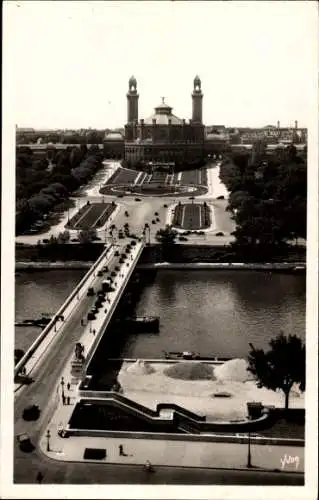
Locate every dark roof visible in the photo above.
<box><xmin>144</xmin><ymin>98</ymin><xmax>183</xmax><ymax>125</ymax></box>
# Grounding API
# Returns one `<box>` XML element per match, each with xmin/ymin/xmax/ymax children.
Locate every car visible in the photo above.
<box><xmin>152</xmin><ymin>220</ymin><xmax>156</xmax><ymax>224</ymax></box>
<box><xmin>42</xmin><ymin>238</ymin><xmax>49</xmax><ymax>244</ymax></box>
<box><xmin>114</xmin><ymin>251</ymin><xmax>120</xmax><ymax>256</ymax></box>
<box><xmin>71</xmin><ymin>238</ymin><xmax>79</xmax><ymax>243</ymax></box>
<box><xmin>87</xmin><ymin>287</ymin><xmax>95</xmax><ymax>296</ymax></box>
<box><xmin>117</xmin><ymin>194</ymin><xmax>124</xmax><ymax>198</ymax></box>
<box><xmin>179</xmin><ymin>236</ymin><xmax>188</xmax><ymax>241</ymax></box>
<box><xmin>115</xmin><ymin>266</ymin><xmax>120</xmax><ymax>271</ymax></box>
<box><xmin>17</xmin><ymin>433</ymin><xmax>35</xmax><ymax>452</ymax></box>
<box><xmin>97</xmin><ymin>270</ymin><xmax>103</xmax><ymax>277</ymax></box>
<box><xmin>134</xmin><ymin>198</ymin><xmax>141</xmax><ymax>202</ymax></box>
<box><xmin>216</xmin><ymin>231</ymin><xmax>224</xmax><ymax>236</ymax></box>
<box><xmin>217</xmin><ymin>195</ymin><xmax>225</xmax><ymax>200</ymax></box>
<box><xmin>22</xmin><ymin>405</ymin><xmax>40</xmax><ymax>421</ymax></box>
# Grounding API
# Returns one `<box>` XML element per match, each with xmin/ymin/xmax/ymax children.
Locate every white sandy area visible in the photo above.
<box><xmin>117</xmin><ymin>361</ymin><xmax>304</xmax><ymax>421</ymax></box>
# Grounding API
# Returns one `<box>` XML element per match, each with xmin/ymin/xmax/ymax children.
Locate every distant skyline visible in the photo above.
<box><xmin>4</xmin><ymin>1</ymin><xmax>317</xmax><ymax>130</ymax></box>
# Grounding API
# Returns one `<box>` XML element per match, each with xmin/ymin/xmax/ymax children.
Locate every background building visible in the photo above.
<box><xmin>124</xmin><ymin>76</ymin><xmax>206</xmax><ymax>169</ymax></box>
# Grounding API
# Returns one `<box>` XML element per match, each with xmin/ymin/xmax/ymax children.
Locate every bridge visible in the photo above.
<box><xmin>14</xmin><ymin>237</ymin><xmax>145</xmax><ymax>386</ymax></box>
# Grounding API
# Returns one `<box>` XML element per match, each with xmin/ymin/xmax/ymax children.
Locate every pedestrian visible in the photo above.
<box><xmin>144</xmin><ymin>460</ymin><xmax>154</xmax><ymax>472</ymax></box>
<box><xmin>92</xmin><ymin>329</ymin><xmax>96</xmax><ymax>336</ymax></box>
<box><xmin>119</xmin><ymin>444</ymin><xmax>127</xmax><ymax>456</ymax></box>
<box><xmin>62</xmin><ymin>394</ymin><xmax>65</xmax><ymax>405</ymax></box>
<box><xmin>67</xmin><ymin>382</ymin><xmax>71</xmax><ymax>391</ymax></box>
<box><xmin>67</xmin><ymin>396</ymin><xmax>70</xmax><ymax>405</ymax></box>
<box><xmin>36</xmin><ymin>471</ymin><xmax>44</xmax><ymax>484</ymax></box>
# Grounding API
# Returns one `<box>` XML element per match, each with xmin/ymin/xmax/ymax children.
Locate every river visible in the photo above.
<box><xmin>15</xmin><ymin>269</ymin><xmax>86</xmax><ymax>351</ymax></box>
<box><xmin>15</xmin><ymin>269</ymin><xmax>305</xmax><ymax>358</ymax></box>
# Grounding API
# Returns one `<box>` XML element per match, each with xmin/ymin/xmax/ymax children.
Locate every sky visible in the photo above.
<box><xmin>3</xmin><ymin>0</ymin><xmax>318</xmax><ymax>129</ymax></box>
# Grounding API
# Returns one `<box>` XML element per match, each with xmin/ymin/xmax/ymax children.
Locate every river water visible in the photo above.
<box><xmin>15</xmin><ymin>270</ymin><xmax>86</xmax><ymax>351</ymax></box>
<box><xmin>15</xmin><ymin>269</ymin><xmax>306</xmax><ymax>358</ymax></box>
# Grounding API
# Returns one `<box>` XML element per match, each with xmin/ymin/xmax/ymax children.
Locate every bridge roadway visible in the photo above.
<box><xmin>13</xmin><ymin>238</ymin><xmax>145</xmax><ymax>475</ymax></box>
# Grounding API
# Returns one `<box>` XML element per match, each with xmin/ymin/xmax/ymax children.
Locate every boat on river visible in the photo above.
<box><xmin>163</xmin><ymin>350</ymin><xmax>232</xmax><ymax>361</ymax></box>
<box><xmin>15</xmin><ymin>317</ymin><xmax>51</xmax><ymax>327</ymax></box>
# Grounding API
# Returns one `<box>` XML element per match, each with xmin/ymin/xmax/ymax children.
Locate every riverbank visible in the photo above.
<box><xmin>16</xmin><ymin>261</ymin><xmax>93</xmax><ymax>270</ymax></box>
<box><xmin>15</xmin><ymin>260</ymin><xmax>306</xmax><ymax>272</ymax></box>
<box><xmin>15</xmin><ymin>242</ymin><xmax>306</xmax><ymax>265</ymax></box>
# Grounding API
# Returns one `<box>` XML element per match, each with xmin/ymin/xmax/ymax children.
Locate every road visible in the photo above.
<box><xmin>14</xmin><ymin>449</ymin><xmax>304</xmax><ymax>485</ymax></box>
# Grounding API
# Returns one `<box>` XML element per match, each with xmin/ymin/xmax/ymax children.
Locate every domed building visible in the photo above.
<box><xmin>124</xmin><ymin>76</ymin><xmax>206</xmax><ymax>170</ymax></box>
<box><xmin>103</xmin><ymin>131</ymin><xmax>124</xmax><ymax>159</ymax></box>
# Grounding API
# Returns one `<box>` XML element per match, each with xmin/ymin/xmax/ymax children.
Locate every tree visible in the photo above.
<box><xmin>247</xmin><ymin>333</ymin><xmax>305</xmax><ymax>409</ymax></box>
<box><xmin>155</xmin><ymin>225</ymin><xmax>178</xmax><ymax>261</ymax></box>
<box><xmin>155</xmin><ymin>224</ymin><xmax>177</xmax><ymax>246</ymax></box>
<box><xmin>57</xmin><ymin>230</ymin><xmax>70</xmax><ymax>244</ymax></box>
<box><xmin>78</xmin><ymin>228</ymin><xmax>97</xmax><ymax>244</ymax></box>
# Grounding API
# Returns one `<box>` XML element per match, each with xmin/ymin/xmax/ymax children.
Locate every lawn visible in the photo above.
<box><xmin>173</xmin><ymin>203</ymin><xmax>211</xmax><ymax>230</ymax></box>
<box><xmin>66</xmin><ymin>203</ymin><xmax>116</xmax><ymax>230</ymax></box>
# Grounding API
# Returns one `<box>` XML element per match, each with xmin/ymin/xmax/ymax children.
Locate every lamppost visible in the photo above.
<box><xmin>60</xmin><ymin>377</ymin><xmax>65</xmax><ymax>398</ymax></box>
<box><xmin>144</xmin><ymin>223</ymin><xmax>151</xmax><ymax>245</ymax></box>
<box><xmin>247</xmin><ymin>431</ymin><xmax>252</xmax><ymax>468</ymax></box>
<box><xmin>46</xmin><ymin>429</ymin><xmax>51</xmax><ymax>452</ymax></box>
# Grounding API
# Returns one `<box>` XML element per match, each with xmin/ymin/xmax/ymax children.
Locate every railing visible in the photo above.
<box><xmin>84</xmin><ymin>241</ymin><xmax>145</xmax><ymax>370</ymax></box>
<box><xmin>14</xmin><ymin>244</ymin><xmax>114</xmax><ymax>379</ymax></box>
<box><xmin>78</xmin><ymin>392</ymin><xmax>159</xmax><ymax>418</ymax></box>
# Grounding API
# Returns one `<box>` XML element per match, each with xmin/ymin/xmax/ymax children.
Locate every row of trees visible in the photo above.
<box><xmin>16</xmin><ymin>145</ymin><xmax>104</xmax><ymax>234</ymax></box>
<box><xmin>40</xmin><ymin>228</ymin><xmax>99</xmax><ymax>245</ymax></box>
<box><xmin>220</xmin><ymin>143</ymin><xmax>307</xmax><ymax>254</ymax></box>
<box><xmin>16</xmin><ymin>130</ymin><xmax>107</xmax><ymax>145</ymax></box>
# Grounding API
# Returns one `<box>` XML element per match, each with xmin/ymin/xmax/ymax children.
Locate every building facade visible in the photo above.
<box><xmin>124</xmin><ymin>76</ymin><xmax>206</xmax><ymax>169</ymax></box>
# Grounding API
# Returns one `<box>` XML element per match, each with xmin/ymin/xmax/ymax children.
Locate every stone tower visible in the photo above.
<box><xmin>192</xmin><ymin>75</ymin><xmax>203</xmax><ymax>123</ymax></box>
<box><xmin>127</xmin><ymin>76</ymin><xmax>139</xmax><ymax>124</ymax></box>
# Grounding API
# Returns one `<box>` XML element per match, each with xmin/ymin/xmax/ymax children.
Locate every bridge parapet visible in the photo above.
<box><xmin>83</xmin><ymin>240</ymin><xmax>145</xmax><ymax>372</ymax></box>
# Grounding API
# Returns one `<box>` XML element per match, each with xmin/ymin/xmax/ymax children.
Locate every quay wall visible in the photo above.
<box><xmin>16</xmin><ymin>260</ymin><xmax>306</xmax><ymax>272</ymax></box>
<box><xmin>15</xmin><ymin>243</ymin><xmax>306</xmax><ymax>269</ymax></box>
